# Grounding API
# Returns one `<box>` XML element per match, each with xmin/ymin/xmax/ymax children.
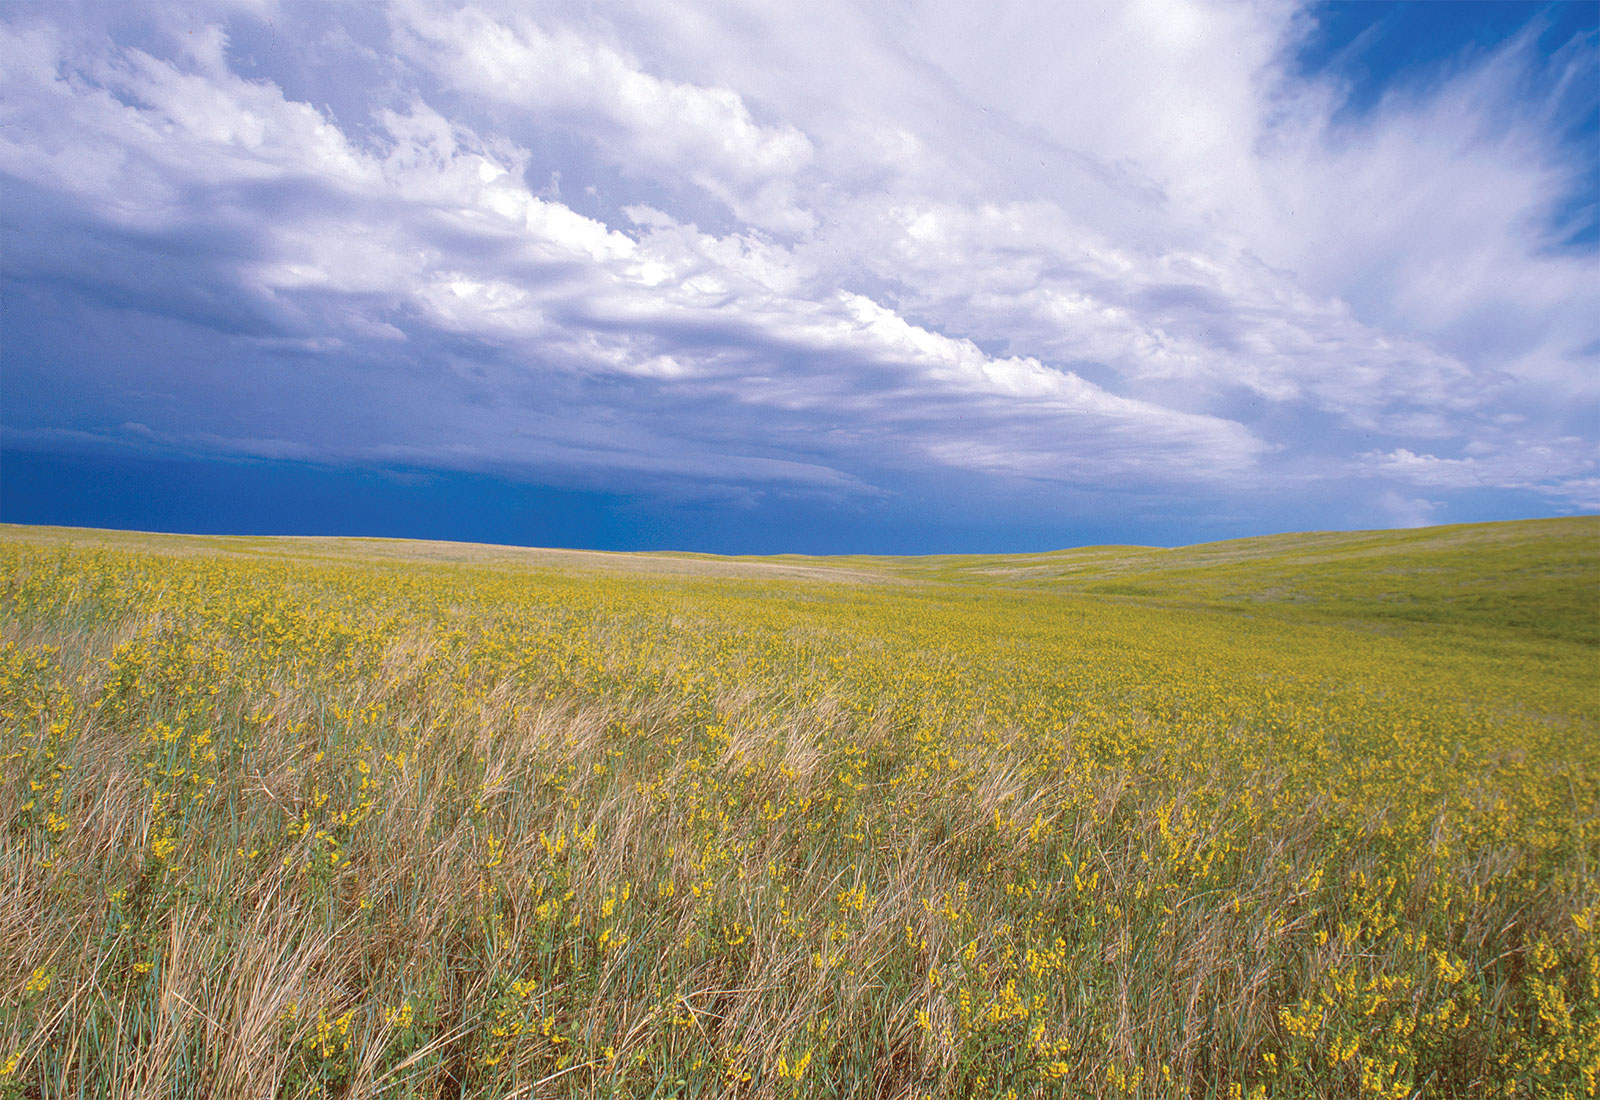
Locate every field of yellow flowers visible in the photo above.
<box><xmin>1</xmin><ymin>518</ymin><xmax>1596</xmax><ymax>1099</ymax></box>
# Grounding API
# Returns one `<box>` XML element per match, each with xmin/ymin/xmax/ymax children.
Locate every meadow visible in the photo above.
<box><xmin>0</xmin><ymin>517</ymin><xmax>1595</xmax><ymax>1099</ymax></box>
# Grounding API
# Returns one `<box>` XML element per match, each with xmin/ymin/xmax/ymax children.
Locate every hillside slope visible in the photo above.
<box><xmin>798</xmin><ymin>515</ymin><xmax>1599</xmax><ymax>646</ymax></box>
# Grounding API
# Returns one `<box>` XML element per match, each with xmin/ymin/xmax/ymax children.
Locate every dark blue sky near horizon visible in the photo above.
<box><xmin>2</xmin><ymin>0</ymin><xmax>1596</xmax><ymax>554</ymax></box>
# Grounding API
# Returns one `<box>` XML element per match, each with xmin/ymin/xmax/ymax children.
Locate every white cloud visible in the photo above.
<box><xmin>1375</xmin><ymin>489</ymin><xmax>1441</xmax><ymax>529</ymax></box>
<box><xmin>1359</xmin><ymin>442</ymin><xmax>1599</xmax><ymax>510</ymax></box>
<box><xmin>1</xmin><ymin>0</ymin><xmax>1594</xmax><ymax>531</ymax></box>
<box><xmin>391</xmin><ymin>0</ymin><xmax>817</xmax><ymax>234</ymax></box>
<box><xmin>2</xmin><ymin>9</ymin><xmax>1255</xmax><ymax>493</ymax></box>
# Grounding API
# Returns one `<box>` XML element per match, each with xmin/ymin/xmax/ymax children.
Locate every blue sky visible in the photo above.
<box><xmin>1</xmin><ymin>0</ymin><xmax>1595</xmax><ymax>554</ymax></box>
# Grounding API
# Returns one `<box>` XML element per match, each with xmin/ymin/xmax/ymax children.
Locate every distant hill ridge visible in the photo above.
<box><xmin>3</xmin><ymin>514</ymin><xmax>1596</xmax><ymax>645</ymax></box>
<box><xmin>841</xmin><ymin>516</ymin><xmax>1600</xmax><ymax>646</ymax></box>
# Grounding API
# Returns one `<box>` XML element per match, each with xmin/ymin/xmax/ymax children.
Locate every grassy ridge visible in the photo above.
<box><xmin>0</xmin><ymin>519</ymin><xmax>1596</xmax><ymax>1098</ymax></box>
<box><xmin>796</xmin><ymin>517</ymin><xmax>1600</xmax><ymax>645</ymax></box>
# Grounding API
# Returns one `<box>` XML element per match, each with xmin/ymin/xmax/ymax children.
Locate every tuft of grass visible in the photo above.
<box><xmin>0</xmin><ymin>519</ymin><xmax>1596</xmax><ymax>1098</ymax></box>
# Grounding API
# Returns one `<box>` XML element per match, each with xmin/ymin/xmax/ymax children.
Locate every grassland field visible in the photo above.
<box><xmin>0</xmin><ymin>516</ymin><xmax>1596</xmax><ymax>1099</ymax></box>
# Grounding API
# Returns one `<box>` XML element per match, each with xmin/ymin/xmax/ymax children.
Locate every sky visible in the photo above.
<box><xmin>1</xmin><ymin>0</ymin><xmax>1596</xmax><ymax>554</ymax></box>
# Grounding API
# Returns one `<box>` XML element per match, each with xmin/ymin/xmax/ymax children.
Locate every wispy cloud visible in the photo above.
<box><xmin>1</xmin><ymin>0</ymin><xmax>1594</xmax><ymax>545</ymax></box>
